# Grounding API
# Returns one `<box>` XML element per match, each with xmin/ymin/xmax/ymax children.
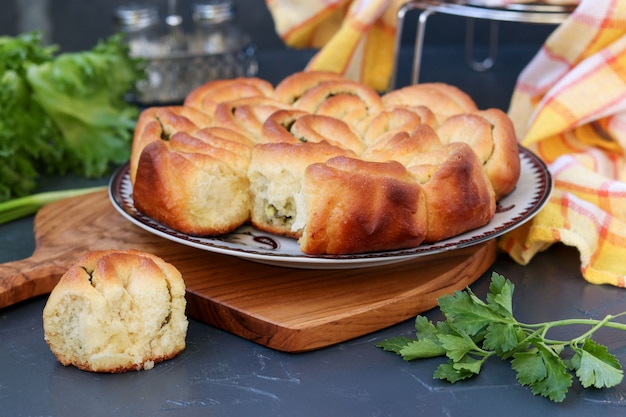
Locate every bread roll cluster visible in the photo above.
<box><xmin>130</xmin><ymin>71</ymin><xmax>520</xmax><ymax>255</ymax></box>
<box><xmin>43</xmin><ymin>250</ymin><xmax>188</xmax><ymax>373</ymax></box>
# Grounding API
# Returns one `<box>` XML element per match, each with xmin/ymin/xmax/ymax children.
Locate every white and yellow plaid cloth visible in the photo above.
<box><xmin>501</xmin><ymin>0</ymin><xmax>626</xmax><ymax>287</ymax></box>
<box><xmin>266</xmin><ymin>0</ymin><xmax>626</xmax><ymax>287</ymax></box>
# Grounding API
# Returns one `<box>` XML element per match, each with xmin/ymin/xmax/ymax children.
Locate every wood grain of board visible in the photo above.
<box><xmin>0</xmin><ymin>190</ymin><xmax>496</xmax><ymax>352</ymax></box>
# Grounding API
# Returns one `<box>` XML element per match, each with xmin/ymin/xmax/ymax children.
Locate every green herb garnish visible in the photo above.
<box><xmin>0</xmin><ymin>186</ymin><xmax>105</xmax><ymax>225</ymax></box>
<box><xmin>377</xmin><ymin>272</ymin><xmax>626</xmax><ymax>402</ymax></box>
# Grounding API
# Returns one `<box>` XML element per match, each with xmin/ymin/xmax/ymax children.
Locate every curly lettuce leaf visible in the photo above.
<box><xmin>0</xmin><ymin>32</ymin><xmax>62</xmax><ymax>201</ymax></box>
<box><xmin>0</xmin><ymin>32</ymin><xmax>144</xmax><ymax>202</ymax></box>
<box><xmin>26</xmin><ymin>35</ymin><xmax>143</xmax><ymax>177</ymax></box>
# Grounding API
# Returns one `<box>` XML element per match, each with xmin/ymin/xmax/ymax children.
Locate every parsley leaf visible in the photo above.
<box><xmin>510</xmin><ymin>349</ymin><xmax>548</xmax><ymax>385</ymax></box>
<box><xmin>532</xmin><ymin>342</ymin><xmax>573</xmax><ymax>402</ymax></box>
<box><xmin>400</xmin><ymin>339</ymin><xmax>447</xmax><ymax>360</ymax></box>
<box><xmin>486</xmin><ymin>272</ymin><xmax>514</xmax><ymax>317</ymax></box>
<box><xmin>438</xmin><ymin>286</ymin><xmax>503</xmax><ymax>336</ymax></box>
<box><xmin>483</xmin><ymin>321</ymin><xmax>520</xmax><ymax>354</ymax></box>
<box><xmin>434</xmin><ymin>361</ymin><xmax>478</xmax><ymax>383</ymax></box>
<box><xmin>570</xmin><ymin>338</ymin><xmax>623</xmax><ymax>389</ymax></box>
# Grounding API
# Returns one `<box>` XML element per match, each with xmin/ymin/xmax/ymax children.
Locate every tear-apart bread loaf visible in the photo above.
<box><xmin>43</xmin><ymin>249</ymin><xmax>188</xmax><ymax>373</ymax></box>
<box><xmin>129</xmin><ymin>71</ymin><xmax>521</xmax><ymax>255</ymax></box>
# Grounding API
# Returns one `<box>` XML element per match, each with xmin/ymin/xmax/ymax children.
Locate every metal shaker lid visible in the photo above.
<box><xmin>192</xmin><ymin>1</ymin><xmax>235</xmax><ymax>24</ymax></box>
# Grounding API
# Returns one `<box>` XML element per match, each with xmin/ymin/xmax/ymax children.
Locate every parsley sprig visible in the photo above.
<box><xmin>377</xmin><ymin>272</ymin><xmax>626</xmax><ymax>402</ymax></box>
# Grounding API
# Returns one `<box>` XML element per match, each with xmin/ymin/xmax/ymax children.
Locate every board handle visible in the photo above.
<box><xmin>0</xmin><ymin>256</ymin><xmax>66</xmax><ymax>309</ymax></box>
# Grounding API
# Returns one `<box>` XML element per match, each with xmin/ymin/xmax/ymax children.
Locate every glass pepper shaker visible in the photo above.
<box><xmin>191</xmin><ymin>0</ymin><xmax>251</xmax><ymax>54</ymax></box>
<box><xmin>113</xmin><ymin>4</ymin><xmax>170</xmax><ymax>103</ymax></box>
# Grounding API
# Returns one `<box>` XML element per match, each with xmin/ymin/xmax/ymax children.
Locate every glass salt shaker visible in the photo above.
<box><xmin>113</xmin><ymin>4</ymin><xmax>167</xmax><ymax>58</ymax></box>
<box><xmin>191</xmin><ymin>0</ymin><xmax>258</xmax><ymax>80</ymax></box>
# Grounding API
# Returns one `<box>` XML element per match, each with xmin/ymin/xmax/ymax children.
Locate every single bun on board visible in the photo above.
<box><xmin>43</xmin><ymin>249</ymin><xmax>188</xmax><ymax>373</ymax></box>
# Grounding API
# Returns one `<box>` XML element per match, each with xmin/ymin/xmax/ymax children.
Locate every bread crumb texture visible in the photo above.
<box><xmin>43</xmin><ymin>249</ymin><xmax>188</xmax><ymax>373</ymax></box>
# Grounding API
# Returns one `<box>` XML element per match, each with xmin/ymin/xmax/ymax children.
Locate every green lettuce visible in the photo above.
<box><xmin>0</xmin><ymin>32</ymin><xmax>144</xmax><ymax>202</ymax></box>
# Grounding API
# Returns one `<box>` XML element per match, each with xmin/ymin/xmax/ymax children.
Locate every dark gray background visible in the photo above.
<box><xmin>1</xmin><ymin>0</ymin><xmax>556</xmax><ymax>52</ymax></box>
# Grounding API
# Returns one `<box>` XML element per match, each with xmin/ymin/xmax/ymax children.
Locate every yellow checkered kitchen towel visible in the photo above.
<box><xmin>501</xmin><ymin>0</ymin><xmax>626</xmax><ymax>287</ymax></box>
<box><xmin>265</xmin><ymin>0</ymin><xmax>405</xmax><ymax>91</ymax></box>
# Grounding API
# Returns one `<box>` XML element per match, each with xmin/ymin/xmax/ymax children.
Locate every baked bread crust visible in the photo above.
<box><xmin>362</xmin><ymin>124</ymin><xmax>442</xmax><ymax>166</ymax></box>
<box><xmin>184</xmin><ymin>77</ymin><xmax>274</xmax><ymax>115</ymax></box>
<box><xmin>212</xmin><ymin>96</ymin><xmax>291</xmax><ymax>142</ymax></box>
<box><xmin>436</xmin><ymin>108</ymin><xmax>521</xmax><ymax>200</ymax></box>
<box><xmin>407</xmin><ymin>142</ymin><xmax>496</xmax><ymax>242</ymax></box>
<box><xmin>262</xmin><ymin>109</ymin><xmax>365</xmax><ymax>155</ymax></box>
<box><xmin>362</xmin><ymin>106</ymin><xmax>438</xmax><ymax>146</ymax></box>
<box><xmin>42</xmin><ymin>249</ymin><xmax>188</xmax><ymax>373</ymax></box>
<box><xmin>292</xmin><ymin>79</ymin><xmax>385</xmax><ymax>133</ymax></box>
<box><xmin>130</xmin><ymin>106</ymin><xmax>212</xmax><ymax>183</ymax></box>
<box><xmin>299</xmin><ymin>156</ymin><xmax>427</xmax><ymax>255</ymax></box>
<box><xmin>273</xmin><ymin>70</ymin><xmax>347</xmax><ymax>104</ymax></box>
<box><xmin>382</xmin><ymin>82</ymin><xmax>479</xmax><ymax>123</ymax></box>
<box><xmin>260</xmin><ymin>109</ymin><xmax>310</xmax><ymax>144</ymax></box>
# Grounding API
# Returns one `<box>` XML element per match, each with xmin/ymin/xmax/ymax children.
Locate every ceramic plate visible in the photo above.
<box><xmin>109</xmin><ymin>147</ymin><xmax>552</xmax><ymax>269</ymax></box>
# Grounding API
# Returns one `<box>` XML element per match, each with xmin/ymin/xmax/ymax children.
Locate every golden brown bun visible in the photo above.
<box><xmin>184</xmin><ymin>77</ymin><xmax>274</xmax><ymax>115</ymax></box>
<box><xmin>130</xmin><ymin>106</ymin><xmax>213</xmax><ymax>183</ymax></box>
<box><xmin>436</xmin><ymin>108</ymin><xmax>520</xmax><ymax>200</ymax></box>
<box><xmin>133</xmin><ymin>130</ymin><xmax>252</xmax><ymax>236</ymax></box>
<box><xmin>194</xmin><ymin>125</ymin><xmax>256</xmax><ymax>148</ymax></box>
<box><xmin>362</xmin><ymin>106</ymin><xmax>438</xmax><ymax>146</ymax></box>
<box><xmin>273</xmin><ymin>70</ymin><xmax>347</xmax><ymax>104</ymax></box>
<box><xmin>407</xmin><ymin>142</ymin><xmax>496</xmax><ymax>242</ymax></box>
<box><xmin>361</xmin><ymin>124</ymin><xmax>442</xmax><ymax>165</ymax></box>
<box><xmin>292</xmin><ymin>79</ymin><xmax>384</xmax><ymax>133</ymax></box>
<box><xmin>43</xmin><ymin>249</ymin><xmax>188</xmax><ymax>373</ymax></box>
<box><xmin>260</xmin><ymin>109</ymin><xmax>309</xmax><ymax>144</ymax></box>
<box><xmin>248</xmin><ymin>141</ymin><xmax>356</xmax><ymax>238</ymax></box>
<box><xmin>299</xmin><ymin>156</ymin><xmax>427</xmax><ymax>255</ymax></box>
<box><xmin>212</xmin><ymin>96</ymin><xmax>290</xmax><ymax>143</ymax></box>
<box><xmin>382</xmin><ymin>83</ymin><xmax>479</xmax><ymax>123</ymax></box>
<box><xmin>261</xmin><ymin>109</ymin><xmax>365</xmax><ymax>154</ymax></box>
<box><xmin>289</xmin><ymin>114</ymin><xmax>365</xmax><ymax>155</ymax></box>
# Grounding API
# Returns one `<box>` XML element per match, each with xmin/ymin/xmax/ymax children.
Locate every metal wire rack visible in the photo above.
<box><xmin>390</xmin><ymin>1</ymin><xmax>576</xmax><ymax>89</ymax></box>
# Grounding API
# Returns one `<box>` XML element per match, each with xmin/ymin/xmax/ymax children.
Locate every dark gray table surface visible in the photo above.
<box><xmin>2</xmin><ymin>46</ymin><xmax>626</xmax><ymax>417</ymax></box>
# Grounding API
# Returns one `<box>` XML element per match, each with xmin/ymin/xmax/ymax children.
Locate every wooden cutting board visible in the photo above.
<box><xmin>0</xmin><ymin>190</ymin><xmax>496</xmax><ymax>352</ymax></box>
